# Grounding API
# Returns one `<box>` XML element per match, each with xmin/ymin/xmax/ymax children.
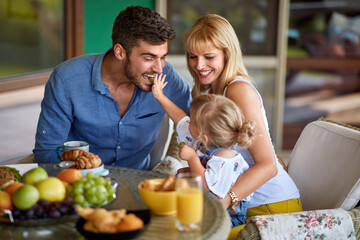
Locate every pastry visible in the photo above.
<box><xmin>76</xmin><ymin>207</ymin><xmax>143</xmax><ymax>233</ymax></box>
<box><xmin>117</xmin><ymin>213</ymin><xmax>144</xmax><ymax>232</ymax></box>
<box><xmin>60</xmin><ymin>149</ymin><xmax>85</xmax><ymax>161</ymax></box>
<box><xmin>158</xmin><ymin>174</ymin><xmax>175</xmax><ymax>192</ymax></box>
<box><xmin>75</xmin><ymin>152</ymin><xmax>102</xmax><ymax>169</ymax></box>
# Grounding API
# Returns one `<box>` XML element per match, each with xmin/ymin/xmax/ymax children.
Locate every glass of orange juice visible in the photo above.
<box><xmin>175</xmin><ymin>173</ymin><xmax>203</xmax><ymax>232</ymax></box>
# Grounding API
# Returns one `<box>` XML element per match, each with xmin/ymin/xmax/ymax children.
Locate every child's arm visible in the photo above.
<box><xmin>152</xmin><ymin>74</ymin><xmax>188</xmax><ymax>125</ymax></box>
<box><xmin>178</xmin><ymin>144</ymin><xmax>210</xmax><ymax>191</ymax></box>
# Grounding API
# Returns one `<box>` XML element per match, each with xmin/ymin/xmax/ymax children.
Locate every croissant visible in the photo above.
<box><xmin>75</xmin><ymin>152</ymin><xmax>102</xmax><ymax>169</ymax></box>
<box><xmin>60</xmin><ymin>149</ymin><xmax>85</xmax><ymax>161</ymax></box>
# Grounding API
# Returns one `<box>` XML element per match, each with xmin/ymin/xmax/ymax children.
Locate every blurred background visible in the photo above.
<box><xmin>0</xmin><ymin>0</ymin><xmax>359</xmax><ymax>163</ymax></box>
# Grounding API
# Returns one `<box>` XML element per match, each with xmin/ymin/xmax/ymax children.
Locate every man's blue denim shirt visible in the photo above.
<box><xmin>33</xmin><ymin>52</ymin><xmax>192</xmax><ymax>170</ymax></box>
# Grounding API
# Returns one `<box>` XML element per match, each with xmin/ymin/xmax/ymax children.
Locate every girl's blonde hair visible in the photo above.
<box><xmin>191</xmin><ymin>94</ymin><xmax>256</xmax><ymax>149</ymax></box>
<box><xmin>184</xmin><ymin>14</ymin><xmax>251</xmax><ymax>97</ymax></box>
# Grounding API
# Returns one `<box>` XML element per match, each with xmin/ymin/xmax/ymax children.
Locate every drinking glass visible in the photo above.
<box><xmin>175</xmin><ymin>172</ymin><xmax>204</xmax><ymax>232</ymax></box>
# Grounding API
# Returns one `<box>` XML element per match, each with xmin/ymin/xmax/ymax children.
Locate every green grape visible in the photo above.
<box><xmin>81</xmin><ymin>201</ymin><xmax>90</xmax><ymax>207</ymax></box>
<box><xmin>94</xmin><ymin>177</ymin><xmax>106</xmax><ymax>185</ymax></box>
<box><xmin>86</xmin><ymin>172</ymin><xmax>97</xmax><ymax>179</ymax></box>
<box><xmin>87</xmin><ymin>179</ymin><xmax>95</xmax><ymax>186</ymax></box>
<box><xmin>74</xmin><ymin>194</ymin><xmax>85</xmax><ymax>204</ymax></box>
<box><xmin>73</xmin><ymin>181</ymin><xmax>84</xmax><ymax>189</ymax></box>
<box><xmin>106</xmin><ymin>185</ymin><xmax>116</xmax><ymax>195</ymax></box>
<box><xmin>84</xmin><ymin>182</ymin><xmax>93</xmax><ymax>190</ymax></box>
<box><xmin>95</xmin><ymin>186</ymin><xmax>108</xmax><ymax>200</ymax></box>
<box><xmin>77</xmin><ymin>177</ymin><xmax>87</xmax><ymax>184</ymax></box>
<box><xmin>86</xmin><ymin>186</ymin><xmax>96</xmax><ymax>195</ymax></box>
<box><xmin>107</xmin><ymin>195</ymin><xmax>115</xmax><ymax>202</ymax></box>
<box><xmin>87</xmin><ymin>194</ymin><xmax>98</xmax><ymax>205</ymax></box>
<box><xmin>74</xmin><ymin>185</ymin><xmax>84</xmax><ymax>195</ymax></box>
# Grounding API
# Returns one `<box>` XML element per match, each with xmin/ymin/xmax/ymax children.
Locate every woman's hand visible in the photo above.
<box><xmin>151</xmin><ymin>73</ymin><xmax>167</xmax><ymax>100</ymax></box>
<box><xmin>220</xmin><ymin>193</ymin><xmax>232</xmax><ymax>209</ymax></box>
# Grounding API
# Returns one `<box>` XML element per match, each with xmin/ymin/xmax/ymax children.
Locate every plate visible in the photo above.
<box><xmin>54</xmin><ymin>164</ymin><xmax>109</xmax><ymax>176</ymax></box>
<box><xmin>75</xmin><ymin>209</ymin><xmax>151</xmax><ymax>240</ymax></box>
<box><xmin>0</xmin><ymin>212</ymin><xmax>78</xmax><ymax>226</ymax></box>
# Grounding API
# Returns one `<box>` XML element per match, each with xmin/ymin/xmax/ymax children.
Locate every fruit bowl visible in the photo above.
<box><xmin>76</xmin><ymin>209</ymin><xmax>150</xmax><ymax>240</ymax></box>
<box><xmin>0</xmin><ymin>198</ymin><xmax>78</xmax><ymax>226</ymax></box>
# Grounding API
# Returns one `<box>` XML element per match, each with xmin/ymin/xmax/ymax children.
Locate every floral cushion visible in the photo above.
<box><xmin>152</xmin><ymin>156</ymin><xmax>188</xmax><ymax>175</ymax></box>
<box><xmin>241</xmin><ymin>208</ymin><xmax>355</xmax><ymax>240</ymax></box>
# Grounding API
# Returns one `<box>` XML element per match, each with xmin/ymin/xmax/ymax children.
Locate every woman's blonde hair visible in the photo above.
<box><xmin>191</xmin><ymin>94</ymin><xmax>256</xmax><ymax>149</ymax></box>
<box><xmin>184</xmin><ymin>14</ymin><xmax>251</xmax><ymax>97</ymax></box>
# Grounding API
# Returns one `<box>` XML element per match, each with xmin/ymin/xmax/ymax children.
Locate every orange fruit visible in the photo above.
<box><xmin>56</xmin><ymin>169</ymin><xmax>82</xmax><ymax>184</ymax></box>
<box><xmin>4</xmin><ymin>182</ymin><xmax>24</xmax><ymax>196</ymax></box>
<box><xmin>0</xmin><ymin>191</ymin><xmax>13</xmax><ymax>211</ymax></box>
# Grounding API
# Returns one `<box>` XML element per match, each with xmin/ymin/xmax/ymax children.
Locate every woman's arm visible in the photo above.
<box><xmin>152</xmin><ymin>74</ymin><xmax>188</xmax><ymax>124</ymax></box>
<box><xmin>221</xmin><ymin>81</ymin><xmax>278</xmax><ymax>207</ymax></box>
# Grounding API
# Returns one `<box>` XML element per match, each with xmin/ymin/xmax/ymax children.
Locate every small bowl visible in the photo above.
<box><xmin>76</xmin><ymin>209</ymin><xmax>150</xmax><ymax>240</ymax></box>
<box><xmin>78</xmin><ymin>164</ymin><xmax>109</xmax><ymax>176</ymax></box>
<box><xmin>138</xmin><ymin>179</ymin><xmax>176</xmax><ymax>215</ymax></box>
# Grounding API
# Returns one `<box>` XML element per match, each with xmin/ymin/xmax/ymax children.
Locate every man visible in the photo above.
<box><xmin>33</xmin><ymin>6</ymin><xmax>192</xmax><ymax>170</ymax></box>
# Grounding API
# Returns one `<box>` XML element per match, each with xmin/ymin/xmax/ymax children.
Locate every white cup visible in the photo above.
<box><xmin>56</xmin><ymin>141</ymin><xmax>89</xmax><ymax>160</ymax></box>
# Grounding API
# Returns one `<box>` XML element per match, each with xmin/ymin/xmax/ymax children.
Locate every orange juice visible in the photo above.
<box><xmin>177</xmin><ymin>187</ymin><xmax>203</xmax><ymax>224</ymax></box>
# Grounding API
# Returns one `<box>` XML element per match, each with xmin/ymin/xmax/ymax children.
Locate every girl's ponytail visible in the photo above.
<box><xmin>237</xmin><ymin>120</ymin><xmax>256</xmax><ymax>148</ymax></box>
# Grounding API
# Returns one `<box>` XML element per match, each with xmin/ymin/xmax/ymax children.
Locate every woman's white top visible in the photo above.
<box><xmin>211</xmin><ymin>76</ymin><xmax>300</xmax><ymax>208</ymax></box>
<box><xmin>176</xmin><ymin>116</ymin><xmax>252</xmax><ymax>200</ymax></box>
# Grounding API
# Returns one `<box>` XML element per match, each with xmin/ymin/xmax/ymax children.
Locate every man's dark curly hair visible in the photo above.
<box><xmin>111</xmin><ymin>5</ymin><xmax>175</xmax><ymax>55</ymax></box>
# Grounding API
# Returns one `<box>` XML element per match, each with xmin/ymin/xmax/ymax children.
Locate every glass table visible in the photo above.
<box><xmin>0</xmin><ymin>164</ymin><xmax>231</xmax><ymax>239</ymax></box>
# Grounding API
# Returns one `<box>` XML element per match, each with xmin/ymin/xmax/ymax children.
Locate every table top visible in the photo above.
<box><xmin>0</xmin><ymin>163</ymin><xmax>231</xmax><ymax>240</ymax></box>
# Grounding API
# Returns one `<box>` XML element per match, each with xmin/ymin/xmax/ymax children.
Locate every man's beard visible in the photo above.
<box><xmin>124</xmin><ymin>58</ymin><xmax>151</xmax><ymax>92</ymax></box>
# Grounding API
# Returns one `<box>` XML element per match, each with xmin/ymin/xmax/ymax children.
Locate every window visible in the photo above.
<box><xmin>284</xmin><ymin>0</ymin><xmax>360</xmax><ymax>149</ymax></box>
<box><xmin>0</xmin><ymin>0</ymin><xmax>82</xmax><ymax>92</ymax></box>
<box><xmin>166</xmin><ymin>0</ymin><xmax>279</xmax><ymax>56</ymax></box>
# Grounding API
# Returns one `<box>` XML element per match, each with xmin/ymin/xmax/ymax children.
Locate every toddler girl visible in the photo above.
<box><xmin>152</xmin><ymin>74</ymin><xmax>256</xmax><ymax>226</ymax></box>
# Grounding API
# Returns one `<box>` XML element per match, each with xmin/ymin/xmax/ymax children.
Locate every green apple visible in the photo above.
<box><xmin>22</xmin><ymin>167</ymin><xmax>48</xmax><ymax>185</ymax></box>
<box><xmin>35</xmin><ymin>177</ymin><xmax>66</xmax><ymax>202</ymax></box>
<box><xmin>12</xmin><ymin>184</ymin><xmax>39</xmax><ymax>210</ymax></box>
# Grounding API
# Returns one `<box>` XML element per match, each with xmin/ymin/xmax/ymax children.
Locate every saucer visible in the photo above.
<box><xmin>78</xmin><ymin>164</ymin><xmax>109</xmax><ymax>176</ymax></box>
<box><xmin>54</xmin><ymin>163</ymin><xmax>109</xmax><ymax>176</ymax></box>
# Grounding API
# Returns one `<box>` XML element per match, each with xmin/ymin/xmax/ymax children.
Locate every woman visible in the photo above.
<box><xmin>183</xmin><ymin>14</ymin><xmax>302</xmax><ymax>238</ymax></box>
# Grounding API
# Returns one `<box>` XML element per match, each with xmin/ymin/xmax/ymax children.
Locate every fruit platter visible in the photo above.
<box><xmin>0</xmin><ymin>165</ymin><xmax>117</xmax><ymax>226</ymax></box>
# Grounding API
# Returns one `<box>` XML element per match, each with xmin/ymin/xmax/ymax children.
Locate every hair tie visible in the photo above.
<box><xmin>238</xmin><ymin>133</ymin><xmax>242</xmax><ymax>137</ymax></box>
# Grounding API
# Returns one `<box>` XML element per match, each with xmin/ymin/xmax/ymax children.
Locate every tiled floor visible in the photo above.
<box><xmin>0</xmin><ymin>86</ymin><xmax>44</xmax><ymax>164</ymax></box>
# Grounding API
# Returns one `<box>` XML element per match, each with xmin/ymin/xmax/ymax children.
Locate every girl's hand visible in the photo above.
<box><xmin>178</xmin><ymin>144</ymin><xmax>197</xmax><ymax>163</ymax></box>
<box><xmin>151</xmin><ymin>73</ymin><xmax>167</xmax><ymax>100</ymax></box>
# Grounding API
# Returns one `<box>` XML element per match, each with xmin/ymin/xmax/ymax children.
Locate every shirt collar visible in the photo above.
<box><xmin>91</xmin><ymin>49</ymin><xmax>110</xmax><ymax>94</ymax></box>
